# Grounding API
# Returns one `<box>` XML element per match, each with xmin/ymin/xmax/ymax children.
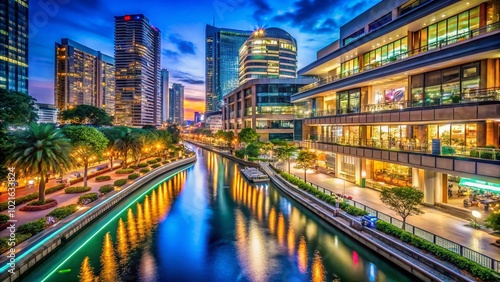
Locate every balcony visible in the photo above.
<box><xmin>308</xmin><ymin>87</ymin><xmax>500</xmax><ymax>118</ymax></box>
<box><xmin>298</xmin><ymin>22</ymin><xmax>500</xmax><ymax>94</ymax></box>
<box><xmin>246</xmin><ymin>107</ymin><xmax>295</xmax><ymax>116</ymax></box>
<box><xmin>313</xmin><ymin>136</ymin><xmax>500</xmax><ymax>161</ymax></box>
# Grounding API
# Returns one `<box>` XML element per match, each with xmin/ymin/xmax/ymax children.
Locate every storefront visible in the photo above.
<box><xmin>426</xmin><ymin>123</ymin><xmax>477</xmax><ymax>148</ymax></box>
<box><xmin>338</xmin><ymin>155</ymin><xmax>357</xmax><ymax>182</ymax></box>
<box><xmin>371</xmin><ymin>79</ymin><xmax>407</xmax><ymax>105</ymax></box>
<box><xmin>446</xmin><ymin>176</ymin><xmax>500</xmax><ymax>213</ymax></box>
<box><xmin>316</xmin><ymin>151</ymin><xmax>336</xmax><ymax>175</ymax></box>
<box><xmin>368</xmin><ymin>125</ymin><xmax>407</xmax><ymax>148</ymax></box>
<box><xmin>369</xmin><ymin>160</ymin><xmax>412</xmax><ymax>188</ymax></box>
<box><xmin>337</xmin><ymin>88</ymin><xmax>361</xmax><ymax>114</ymax></box>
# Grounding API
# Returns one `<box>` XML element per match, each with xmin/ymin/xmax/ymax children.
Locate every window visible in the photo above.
<box><xmin>368</xmin><ymin>13</ymin><xmax>392</xmax><ymax>32</ymax></box>
<box><xmin>343</xmin><ymin>28</ymin><xmax>365</xmax><ymax>46</ymax></box>
<box><xmin>363</xmin><ymin>37</ymin><xmax>407</xmax><ymax>68</ymax></box>
<box><xmin>340</xmin><ymin>57</ymin><xmax>359</xmax><ymax>77</ymax></box>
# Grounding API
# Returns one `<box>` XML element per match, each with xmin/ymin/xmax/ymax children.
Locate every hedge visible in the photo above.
<box><xmin>0</xmin><ymin>234</ymin><xmax>32</xmax><ymax>253</ymax></box>
<box><xmin>151</xmin><ymin>164</ymin><xmax>161</xmax><ymax>169</ymax></box>
<box><xmin>99</xmin><ymin>185</ymin><xmax>114</xmax><ymax>194</ymax></box>
<box><xmin>375</xmin><ymin>220</ymin><xmax>500</xmax><ymax>281</ymax></box>
<box><xmin>95</xmin><ymin>175</ymin><xmax>111</xmax><ymax>182</ymax></box>
<box><xmin>137</xmin><ymin>163</ymin><xmax>149</xmax><ymax>168</ymax></box>
<box><xmin>45</xmin><ymin>183</ymin><xmax>66</xmax><ymax>194</ymax></box>
<box><xmin>0</xmin><ymin>214</ymin><xmax>9</xmax><ymax>224</ymax></box>
<box><xmin>147</xmin><ymin>160</ymin><xmax>158</xmax><ymax>164</ymax></box>
<box><xmin>115</xmin><ymin>168</ymin><xmax>134</xmax><ymax>174</ymax></box>
<box><xmin>0</xmin><ymin>193</ymin><xmax>39</xmax><ymax>211</ymax></box>
<box><xmin>155</xmin><ymin>157</ymin><xmax>162</xmax><ymax>162</ymax></box>
<box><xmin>78</xmin><ymin>193</ymin><xmax>99</xmax><ymax>205</ymax></box>
<box><xmin>140</xmin><ymin>168</ymin><xmax>150</xmax><ymax>174</ymax></box>
<box><xmin>114</xmin><ymin>179</ymin><xmax>127</xmax><ymax>187</ymax></box>
<box><xmin>161</xmin><ymin>161</ymin><xmax>168</xmax><ymax>164</ymax></box>
<box><xmin>47</xmin><ymin>204</ymin><xmax>78</xmax><ymax>220</ymax></box>
<box><xmin>20</xmin><ymin>199</ymin><xmax>58</xmax><ymax>211</ymax></box>
<box><xmin>129</xmin><ymin>165</ymin><xmax>138</xmax><ymax>169</ymax></box>
<box><xmin>128</xmin><ymin>173</ymin><xmax>140</xmax><ymax>180</ymax></box>
<box><xmin>18</xmin><ymin>218</ymin><xmax>46</xmax><ymax>235</ymax></box>
<box><xmin>65</xmin><ymin>186</ymin><xmax>92</xmax><ymax>194</ymax></box>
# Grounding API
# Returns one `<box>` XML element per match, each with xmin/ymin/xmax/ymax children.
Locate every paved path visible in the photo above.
<box><xmin>275</xmin><ymin>161</ymin><xmax>500</xmax><ymax>261</ymax></box>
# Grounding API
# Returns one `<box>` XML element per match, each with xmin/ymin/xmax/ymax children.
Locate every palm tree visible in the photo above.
<box><xmin>9</xmin><ymin>123</ymin><xmax>73</xmax><ymax>203</ymax></box>
<box><xmin>114</xmin><ymin>130</ymin><xmax>142</xmax><ymax>168</ymax></box>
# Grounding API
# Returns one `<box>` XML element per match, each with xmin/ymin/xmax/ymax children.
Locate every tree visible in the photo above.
<box><xmin>63</xmin><ymin>126</ymin><xmax>109</xmax><ymax>187</ymax></box>
<box><xmin>141</xmin><ymin>125</ymin><xmax>157</xmax><ymax>130</ymax></box>
<box><xmin>246</xmin><ymin>143</ymin><xmax>261</xmax><ymax>158</ymax></box>
<box><xmin>294</xmin><ymin>150</ymin><xmax>317</xmax><ymax>182</ymax></box>
<box><xmin>100</xmin><ymin>126</ymin><xmax>130</xmax><ymax>170</ymax></box>
<box><xmin>9</xmin><ymin>124</ymin><xmax>73</xmax><ymax>203</ymax></box>
<box><xmin>380</xmin><ymin>186</ymin><xmax>424</xmax><ymax>230</ymax></box>
<box><xmin>238</xmin><ymin>128</ymin><xmax>259</xmax><ymax>144</ymax></box>
<box><xmin>214</xmin><ymin>130</ymin><xmax>234</xmax><ymax>147</ymax></box>
<box><xmin>60</xmin><ymin>105</ymin><xmax>112</xmax><ymax>126</ymax></box>
<box><xmin>166</xmin><ymin>124</ymin><xmax>181</xmax><ymax>143</ymax></box>
<box><xmin>114</xmin><ymin>129</ymin><xmax>142</xmax><ymax>168</ymax></box>
<box><xmin>0</xmin><ymin>89</ymin><xmax>38</xmax><ymax>180</ymax></box>
<box><xmin>275</xmin><ymin>144</ymin><xmax>298</xmax><ymax>173</ymax></box>
<box><xmin>485</xmin><ymin>212</ymin><xmax>500</xmax><ymax>232</ymax></box>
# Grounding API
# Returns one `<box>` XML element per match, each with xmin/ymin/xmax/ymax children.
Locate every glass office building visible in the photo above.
<box><xmin>205</xmin><ymin>25</ymin><xmax>252</xmax><ymax>113</ymax></box>
<box><xmin>0</xmin><ymin>0</ymin><xmax>28</xmax><ymax>93</ymax></box>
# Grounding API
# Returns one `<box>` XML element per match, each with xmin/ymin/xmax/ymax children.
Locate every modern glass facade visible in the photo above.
<box><xmin>161</xmin><ymin>69</ymin><xmax>170</xmax><ymax>122</ymax></box>
<box><xmin>0</xmin><ymin>0</ymin><xmax>28</xmax><ymax>93</ymax></box>
<box><xmin>169</xmin><ymin>83</ymin><xmax>184</xmax><ymax>124</ymax></box>
<box><xmin>114</xmin><ymin>14</ymin><xmax>161</xmax><ymax>126</ymax></box>
<box><xmin>54</xmin><ymin>39</ymin><xmax>115</xmax><ymax>116</ymax></box>
<box><xmin>205</xmin><ymin>25</ymin><xmax>251</xmax><ymax>113</ymax></box>
<box><xmin>238</xmin><ymin>28</ymin><xmax>298</xmax><ymax>85</ymax></box>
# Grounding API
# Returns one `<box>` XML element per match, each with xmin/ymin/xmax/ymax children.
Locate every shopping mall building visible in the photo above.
<box><xmin>292</xmin><ymin>0</ymin><xmax>500</xmax><ymax>211</ymax></box>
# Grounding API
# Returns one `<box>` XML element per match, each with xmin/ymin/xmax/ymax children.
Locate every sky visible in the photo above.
<box><xmin>29</xmin><ymin>0</ymin><xmax>381</xmax><ymax>120</ymax></box>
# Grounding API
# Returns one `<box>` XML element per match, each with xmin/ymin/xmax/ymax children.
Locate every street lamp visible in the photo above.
<box><xmin>361</xmin><ymin>171</ymin><xmax>366</xmax><ymax>188</ymax></box>
<box><xmin>471</xmin><ymin>210</ymin><xmax>481</xmax><ymax>228</ymax></box>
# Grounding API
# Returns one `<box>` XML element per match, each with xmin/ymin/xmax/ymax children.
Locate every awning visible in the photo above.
<box><xmin>459</xmin><ymin>178</ymin><xmax>500</xmax><ymax>192</ymax></box>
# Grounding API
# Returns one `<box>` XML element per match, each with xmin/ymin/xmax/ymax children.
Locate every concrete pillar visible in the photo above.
<box><xmin>412</xmin><ymin>169</ymin><xmax>444</xmax><ymax>205</ymax></box>
<box><xmin>477</xmin><ymin>121</ymin><xmax>487</xmax><ymax>147</ymax></box>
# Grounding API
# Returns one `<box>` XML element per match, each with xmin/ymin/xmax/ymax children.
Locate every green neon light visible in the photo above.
<box><xmin>0</xmin><ymin>163</ymin><xmax>193</xmax><ymax>276</ymax></box>
<box><xmin>459</xmin><ymin>178</ymin><xmax>500</xmax><ymax>192</ymax></box>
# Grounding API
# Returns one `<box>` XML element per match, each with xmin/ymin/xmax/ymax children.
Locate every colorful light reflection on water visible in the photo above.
<box><xmin>22</xmin><ymin>148</ymin><xmax>417</xmax><ymax>282</ymax></box>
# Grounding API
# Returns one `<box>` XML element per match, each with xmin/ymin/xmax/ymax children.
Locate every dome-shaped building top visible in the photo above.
<box><xmin>238</xmin><ymin>27</ymin><xmax>298</xmax><ymax>85</ymax></box>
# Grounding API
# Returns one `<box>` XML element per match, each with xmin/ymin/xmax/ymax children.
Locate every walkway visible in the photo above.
<box><xmin>275</xmin><ymin>161</ymin><xmax>500</xmax><ymax>261</ymax></box>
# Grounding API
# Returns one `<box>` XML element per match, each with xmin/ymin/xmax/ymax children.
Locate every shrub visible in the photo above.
<box><xmin>47</xmin><ymin>204</ymin><xmax>78</xmax><ymax>220</ymax></box>
<box><xmin>114</xmin><ymin>179</ymin><xmax>127</xmax><ymax>186</ymax></box>
<box><xmin>20</xmin><ymin>199</ymin><xmax>58</xmax><ymax>211</ymax></box>
<box><xmin>0</xmin><ymin>193</ymin><xmax>39</xmax><ymax>211</ymax></box>
<box><xmin>65</xmin><ymin>186</ymin><xmax>91</xmax><ymax>194</ymax></box>
<box><xmin>137</xmin><ymin>163</ymin><xmax>149</xmax><ymax>168</ymax></box>
<box><xmin>129</xmin><ymin>165</ymin><xmax>138</xmax><ymax>169</ymax></box>
<box><xmin>147</xmin><ymin>159</ymin><xmax>158</xmax><ymax>164</ymax></box>
<box><xmin>151</xmin><ymin>164</ymin><xmax>160</xmax><ymax>169</ymax></box>
<box><xmin>95</xmin><ymin>175</ymin><xmax>111</xmax><ymax>182</ymax></box>
<box><xmin>18</xmin><ymin>218</ymin><xmax>46</xmax><ymax>235</ymax></box>
<box><xmin>485</xmin><ymin>212</ymin><xmax>500</xmax><ymax>232</ymax></box>
<box><xmin>78</xmin><ymin>193</ymin><xmax>99</xmax><ymax>205</ymax></box>
<box><xmin>128</xmin><ymin>173</ymin><xmax>140</xmax><ymax>180</ymax></box>
<box><xmin>161</xmin><ymin>161</ymin><xmax>168</xmax><ymax>164</ymax></box>
<box><xmin>27</xmin><ymin>199</ymin><xmax>55</xmax><ymax>206</ymax></box>
<box><xmin>115</xmin><ymin>168</ymin><xmax>134</xmax><ymax>174</ymax></box>
<box><xmin>343</xmin><ymin>205</ymin><xmax>369</xmax><ymax>216</ymax></box>
<box><xmin>235</xmin><ymin>149</ymin><xmax>245</xmax><ymax>159</ymax></box>
<box><xmin>99</xmin><ymin>185</ymin><xmax>114</xmax><ymax>195</ymax></box>
<box><xmin>140</xmin><ymin>168</ymin><xmax>150</xmax><ymax>174</ymax></box>
<box><xmin>0</xmin><ymin>233</ymin><xmax>31</xmax><ymax>253</ymax></box>
<box><xmin>155</xmin><ymin>157</ymin><xmax>162</xmax><ymax>162</ymax></box>
<box><xmin>0</xmin><ymin>214</ymin><xmax>9</xmax><ymax>224</ymax></box>
<box><xmin>375</xmin><ymin>220</ymin><xmax>499</xmax><ymax>281</ymax></box>
<box><xmin>45</xmin><ymin>184</ymin><xmax>66</xmax><ymax>194</ymax></box>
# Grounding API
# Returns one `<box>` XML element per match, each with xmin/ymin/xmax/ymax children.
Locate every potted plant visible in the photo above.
<box><xmin>451</xmin><ymin>95</ymin><xmax>461</xmax><ymax>103</ymax></box>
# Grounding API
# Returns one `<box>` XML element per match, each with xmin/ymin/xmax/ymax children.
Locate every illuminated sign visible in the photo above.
<box><xmin>459</xmin><ymin>178</ymin><xmax>500</xmax><ymax>192</ymax></box>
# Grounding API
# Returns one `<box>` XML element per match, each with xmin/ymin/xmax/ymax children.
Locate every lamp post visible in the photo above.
<box><xmin>471</xmin><ymin>210</ymin><xmax>481</xmax><ymax>228</ymax></box>
<box><xmin>361</xmin><ymin>171</ymin><xmax>366</xmax><ymax>188</ymax></box>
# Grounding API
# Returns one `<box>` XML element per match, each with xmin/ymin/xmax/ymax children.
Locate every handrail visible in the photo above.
<box><xmin>298</xmin><ymin>21</ymin><xmax>500</xmax><ymax>93</ymax></box>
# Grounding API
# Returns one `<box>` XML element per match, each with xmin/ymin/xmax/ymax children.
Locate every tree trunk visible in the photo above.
<box><xmin>83</xmin><ymin>160</ymin><xmax>88</xmax><ymax>187</ymax></box>
<box><xmin>109</xmin><ymin>156</ymin><xmax>114</xmax><ymax>171</ymax></box>
<box><xmin>402</xmin><ymin>217</ymin><xmax>406</xmax><ymax>231</ymax></box>
<box><xmin>38</xmin><ymin>174</ymin><xmax>46</xmax><ymax>203</ymax></box>
<box><xmin>123</xmin><ymin>151</ymin><xmax>128</xmax><ymax>168</ymax></box>
<box><xmin>288</xmin><ymin>160</ymin><xmax>291</xmax><ymax>173</ymax></box>
<box><xmin>304</xmin><ymin>169</ymin><xmax>307</xmax><ymax>182</ymax></box>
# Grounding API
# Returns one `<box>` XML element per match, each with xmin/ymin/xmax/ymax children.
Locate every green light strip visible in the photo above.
<box><xmin>0</xmin><ymin>163</ymin><xmax>192</xmax><ymax>276</ymax></box>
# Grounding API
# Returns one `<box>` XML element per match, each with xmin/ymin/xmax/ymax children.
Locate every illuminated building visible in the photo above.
<box><xmin>161</xmin><ymin>69</ymin><xmax>170</xmax><ymax>122</ymax></box>
<box><xmin>170</xmin><ymin>83</ymin><xmax>184</xmax><ymax>124</ymax></box>
<box><xmin>114</xmin><ymin>14</ymin><xmax>161</xmax><ymax>126</ymax></box>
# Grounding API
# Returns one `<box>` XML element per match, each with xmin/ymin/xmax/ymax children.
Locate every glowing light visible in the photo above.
<box><xmin>124</xmin><ymin>15</ymin><xmax>131</xmax><ymax>21</ymax></box>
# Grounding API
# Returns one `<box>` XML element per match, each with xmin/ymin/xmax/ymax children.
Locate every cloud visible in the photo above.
<box><xmin>249</xmin><ymin>0</ymin><xmax>272</xmax><ymax>22</ymax></box>
<box><xmin>162</xmin><ymin>49</ymin><xmax>180</xmax><ymax>62</ymax></box>
<box><xmin>171</xmin><ymin>71</ymin><xmax>204</xmax><ymax>85</ymax></box>
<box><xmin>272</xmin><ymin>0</ymin><xmax>380</xmax><ymax>34</ymax></box>
<box><xmin>168</xmin><ymin>34</ymin><xmax>196</xmax><ymax>55</ymax></box>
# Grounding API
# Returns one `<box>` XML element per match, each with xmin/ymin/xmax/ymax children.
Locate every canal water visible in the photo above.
<box><xmin>22</xmin><ymin>147</ymin><xmax>416</xmax><ymax>282</ymax></box>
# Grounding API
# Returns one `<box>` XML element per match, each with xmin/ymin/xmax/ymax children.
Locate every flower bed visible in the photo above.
<box><xmin>95</xmin><ymin>175</ymin><xmax>111</xmax><ymax>182</ymax></box>
<box><xmin>19</xmin><ymin>199</ymin><xmax>58</xmax><ymax>211</ymax></box>
<box><xmin>115</xmin><ymin>168</ymin><xmax>135</xmax><ymax>174</ymax></box>
<box><xmin>65</xmin><ymin>186</ymin><xmax>92</xmax><ymax>194</ymax></box>
<box><xmin>128</xmin><ymin>173</ymin><xmax>140</xmax><ymax>180</ymax></box>
<box><xmin>114</xmin><ymin>179</ymin><xmax>127</xmax><ymax>187</ymax></box>
<box><xmin>78</xmin><ymin>193</ymin><xmax>99</xmax><ymax>205</ymax></box>
<box><xmin>47</xmin><ymin>204</ymin><xmax>78</xmax><ymax>220</ymax></box>
<box><xmin>99</xmin><ymin>184</ymin><xmax>114</xmax><ymax>195</ymax></box>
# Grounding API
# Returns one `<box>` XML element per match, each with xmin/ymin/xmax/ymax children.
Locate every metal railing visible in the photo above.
<box><xmin>272</xmin><ymin>165</ymin><xmax>499</xmax><ymax>272</ymax></box>
<box><xmin>298</xmin><ymin>21</ymin><xmax>500</xmax><ymax>93</ymax></box>
<box><xmin>308</xmin><ymin>87</ymin><xmax>500</xmax><ymax>118</ymax></box>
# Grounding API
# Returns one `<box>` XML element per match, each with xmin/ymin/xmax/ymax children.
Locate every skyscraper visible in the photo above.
<box><xmin>205</xmin><ymin>25</ymin><xmax>251</xmax><ymax>113</ymax></box>
<box><xmin>169</xmin><ymin>83</ymin><xmax>184</xmax><ymax>124</ymax></box>
<box><xmin>238</xmin><ymin>27</ymin><xmax>297</xmax><ymax>85</ymax></box>
<box><xmin>114</xmin><ymin>14</ymin><xmax>161</xmax><ymax>126</ymax></box>
<box><xmin>161</xmin><ymin>69</ymin><xmax>170</xmax><ymax>122</ymax></box>
<box><xmin>55</xmin><ymin>39</ymin><xmax>115</xmax><ymax>116</ymax></box>
<box><xmin>0</xmin><ymin>0</ymin><xmax>28</xmax><ymax>93</ymax></box>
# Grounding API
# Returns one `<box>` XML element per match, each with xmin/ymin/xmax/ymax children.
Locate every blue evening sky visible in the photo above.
<box><xmin>29</xmin><ymin>0</ymin><xmax>380</xmax><ymax>119</ymax></box>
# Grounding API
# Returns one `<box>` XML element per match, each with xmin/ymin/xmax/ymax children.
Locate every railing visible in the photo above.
<box><xmin>272</xmin><ymin>166</ymin><xmax>499</xmax><ymax>272</ymax></box>
<box><xmin>246</xmin><ymin>108</ymin><xmax>295</xmax><ymax>116</ymax></box>
<box><xmin>307</xmin><ymin>87</ymin><xmax>500</xmax><ymax>118</ymax></box>
<box><xmin>298</xmin><ymin>21</ymin><xmax>500</xmax><ymax>93</ymax></box>
<box><xmin>312</xmin><ymin>136</ymin><xmax>500</xmax><ymax>161</ymax></box>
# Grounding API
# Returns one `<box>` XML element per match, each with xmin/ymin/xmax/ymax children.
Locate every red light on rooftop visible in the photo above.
<box><xmin>124</xmin><ymin>15</ymin><xmax>131</xmax><ymax>21</ymax></box>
